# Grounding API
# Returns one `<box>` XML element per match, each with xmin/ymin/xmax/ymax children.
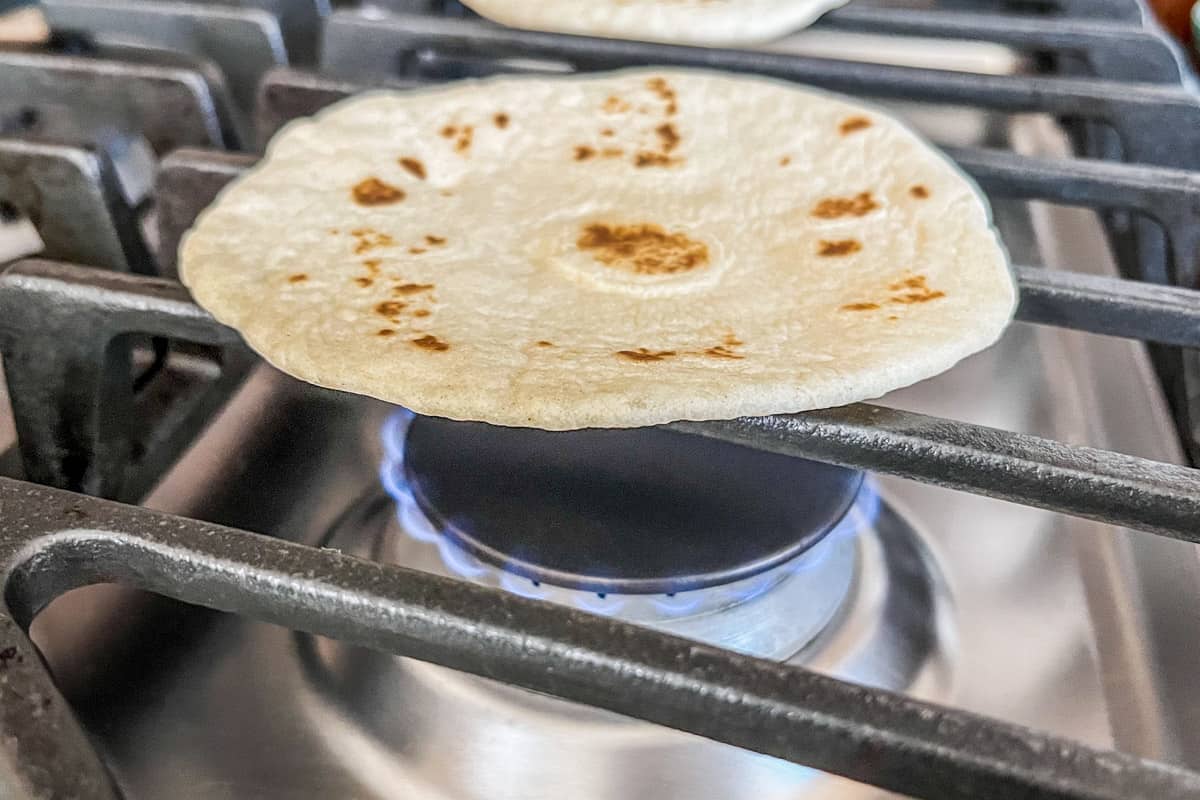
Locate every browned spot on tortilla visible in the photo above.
<box><xmin>889</xmin><ymin>274</ymin><xmax>945</xmax><ymax>304</ymax></box>
<box><xmin>910</xmin><ymin>185</ymin><xmax>930</xmax><ymax>199</ymax></box>
<box><xmin>634</xmin><ymin>151</ymin><xmax>679</xmax><ymax>168</ymax></box>
<box><xmin>362</xmin><ymin>258</ymin><xmax>381</xmax><ymax>274</ymax></box>
<box><xmin>440</xmin><ymin>125</ymin><xmax>458</xmax><ymax>138</ymax></box>
<box><xmin>398</xmin><ymin>157</ymin><xmax>426</xmax><ymax>180</ymax></box>
<box><xmin>601</xmin><ymin>128</ymin><xmax>615</xmax><ymax>137</ymax></box>
<box><xmin>655</xmin><ymin>123</ymin><xmax>680</xmax><ymax>153</ymax></box>
<box><xmin>354</xmin><ymin>277</ymin><xmax>374</xmax><ymax>288</ymax></box>
<box><xmin>603</xmin><ymin>96</ymin><xmax>631</xmax><ymax>113</ymax></box>
<box><xmin>412</xmin><ymin>309</ymin><xmax>431</xmax><ymax>318</ymax></box>
<box><xmin>439</xmin><ymin>189</ymin><xmax>454</xmax><ymax>197</ymax></box>
<box><xmin>577</xmin><ymin>223</ymin><xmax>708</xmax><ymax>275</ymax></box>
<box><xmin>424</xmin><ymin>234</ymin><xmax>446</xmax><ymax>246</ymax></box>
<box><xmin>536</xmin><ymin>340</ymin><xmax>555</xmax><ymax>347</ymax></box>
<box><xmin>493</xmin><ymin>112</ymin><xmax>509</xmax><ymax>129</ymax></box>
<box><xmin>409</xmin><ymin>246</ymin><xmax>427</xmax><ymax>254</ymax></box>
<box><xmin>454</xmin><ymin>126</ymin><xmax>474</xmax><ymax>154</ymax></box>
<box><xmin>812</xmin><ymin>192</ymin><xmax>879</xmax><ymax>219</ymax></box>
<box><xmin>412</xmin><ymin>334</ymin><xmax>449</xmax><ymax>352</ymax></box>
<box><xmin>703</xmin><ymin>346</ymin><xmax>744</xmax><ymax>360</ymax></box>
<box><xmin>287</xmin><ymin>273</ymin><xmax>308</xmax><ymax>283</ymax></box>
<box><xmin>377</xmin><ymin>328</ymin><xmax>396</xmax><ymax>337</ymax></box>
<box><xmin>352</xmin><ymin>177</ymin><xmax>405</xmax><ymax>206</ymax></box>
<box><xmin>574</xmin><ymin>145</ymin><xmax>596</xmax><ymax>161</ymax></box>
<box><xmin>888</xmin><ymin>315</ymin><xmax>899</xmax><ymax>321</ymax></box>
<box><xmin>394</xmin><ymin>282</ymin><xmax>434</xmax><ymax>295</ymax></box>
<box><xmin>601</xmin><ymin>147</ymin><xmax>625</xmax><ymax>158</ymax></box>
<box><xmin>818</xmin><ymin>239</ymin><xmax>863</xmax><ymax>257</ymax></box>
<box><xmin>779</xmin><ymin>156</ymin><xmax>791</xmax><ymax>166</ymax></box>
<box><xmin>375</xmin><ymin>300</ymin><xmax>407</xmax><ymax>318</ymax></box>
<box><xmin>351</xmin><ymin>228</ymin><xmax>395</xmax><ymax>255</ymax></box>
<box><xmin>617</xmin><ymin>348</ymin><xmax>676</xmax><ymax>362</ymax></box>
<box><xmin>839</xmin><ymin>116</ymin><xmax>872</xmax><ymax>135</ymax></box>
<box><xmin>646</xmin><ymin>77</ymin><xmax>678</xmax><ymax>115</ymax></box>
<box><xmin>841</xmin><ymin>302</ymin><xmax>881</xmax><ymax>312</ymax></box>
<box><xmin>700</xmin><ymin>332</ymin><xmax>745</xmax><ymax>360</ymax></box>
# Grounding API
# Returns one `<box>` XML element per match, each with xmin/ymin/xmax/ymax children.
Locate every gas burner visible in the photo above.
<box><xmin>377</xmin><ymin>409</ymin><xmax>876</xmax><ymax>660</ymax></box>
<box><xmin>389</xmin><ymin>410</ymin><xmax>864</xmax><ymax>594</ymax></box>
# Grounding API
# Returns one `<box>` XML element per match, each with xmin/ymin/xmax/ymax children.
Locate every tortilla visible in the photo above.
<box><xmin>179</xmin><ymin>69</ymin><xmax>1015</xmax><ymax>430</ymax></box>
<box><xmin>457</xmin><ymin>0</ymin><xmax>849</xmax><ymax>46</ymax></box>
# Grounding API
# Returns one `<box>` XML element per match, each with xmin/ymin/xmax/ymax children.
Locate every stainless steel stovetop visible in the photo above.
<box><xmin>4</xmin><ymin>3</ymin><xmax>1200</xmax><ymax>800</ymax></box>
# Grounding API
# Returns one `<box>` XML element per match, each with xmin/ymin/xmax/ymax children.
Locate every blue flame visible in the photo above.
<box><xmin>652</xmin><ymin>592</ymin><xmax>706</xmax><ymax>615</ymax></box>
<box><xmin>499</xmin><ymin>569</ymin><xmax>550</xmax><ymax>600</ymax></box>
<box><xmin>378</xmin><ymin>410</ymin><xmax>878</xmax><ymax>620</ymax></box>
<box><xmin>396</xmin><ymin>499</ymin><xmax>441</xmax><ymax>543</ymax></box>
<box><xmin>723</xmin><ymin>571</ymin><xmax>779</xmax><ymax>604</ymax></box>
<box><xmin>575</xmin><ymin>592</ymin><xmax>627</xmax><ymax>616</ymax></box>
<box><xmin>436</xmin><ymin>534</ymin><xmax>490</xmax><ymax>579</ymax></box>
<box><xmin>379</xmin><ymin>461</ymin><xmax>414</xmax><ymax>504</ymax></box>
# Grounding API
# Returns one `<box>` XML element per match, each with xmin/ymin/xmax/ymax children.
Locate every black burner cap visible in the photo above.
<box><xmin>403</xmin><ymin>416</ymin><xmax>863</xmax><ymax>594</ymax></box>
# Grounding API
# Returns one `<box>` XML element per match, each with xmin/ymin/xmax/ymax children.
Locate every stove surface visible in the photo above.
<box><xmin>10</xmin><ymin>24</ymin><xmax>1200</xmax><ymax>800</ymax></box>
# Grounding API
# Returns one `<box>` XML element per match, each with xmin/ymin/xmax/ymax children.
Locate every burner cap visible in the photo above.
<box><xmin>403</xmin><ymin>416</ymin><xmax>863</xmax><ymax>594</ymax></box>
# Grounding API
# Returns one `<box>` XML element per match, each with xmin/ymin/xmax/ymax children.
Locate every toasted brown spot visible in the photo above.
<box><xmin>287</xmin><ymin>273</ymin><xmax>308</xmax><ymax>283</ymax></box>
<box><xmin>424</xmin><ymin>234</ymin><xmax>446</xmax><ymax>246</ymax></box>
<box><xmin>578</xmin><ymin>223</ymin><xmax>708</xmax><ymax>275</ymax></box>
<box><xmin>703</xmin><ymin>346</ymin><xmax>745</xmax><ymax>360</ymax></box>
<box><xmin>536</xmin><ymin>340</ymin><xmax>555</xmax><ymax>347</ymax></box>
<box><xmin>655</xmin><ymin>123</ymin><xmax>680</xmax><ymax>153</ymax></box>
<box><xmin>812</xmin><ymin>192</ymin><xmax>879</xmax><ymax>219</ymax></box>
<box><xmin>818</xmin><ymin>239</ymin><xmax>863</xmax><ymax>257</ymax></box>
<box><xmin>723</xmin><ymin>333</ymin><xmax>743</xmax><ymax>347</ymax></box>
<box><xmin>493</xmin><ymin>112</ymin><xmax>509</xmax><ymax>129</ymax></box>
<box><xmin>394</xmin><ymin>282</ymin><xmax>434</xmax><ymax>295</ymax></box>
<box><xmin>910</xmin><ymin>185</ymin><xmax>930</xmax><ymax>199</ymax></box>
<box><xmin>375</xmin><ymin>301</ymin><xmax>407</xmax><ymax>318</ymax></box>
<box><xmin>574</xmin><ymin>145</ymin><xmax>596</xmax><ymax>161</ymax></box>
<box><xmin>601</xmin><ymin>147</ymin><xmax>625</xmax><ymax>158</ymax></box>
<box><xmin>377</xmin><ymin>328</ymin><xmax>396</xmax><ymax>337</ymax></box>
<box><xmin>841</xmin><ymin>302</ymin><xmax>881</xmax><ymax>312</ymax></box>
<box><xmin>889</xmin><ymin>274</ymin><xmax>945</xmax><ymax>304</ymax></box>
<box><xmin>440</xmin><ymin>125</ymin><xmax>457</xmax><ymax>138</ymax></box>
<box><xmin>354</xmin><ymin>277</ymin><xmax>374</xmax><ymax>288</ymax></box>
<box><xmin>617</xmin><ymin>348</ymin><xmax>676</xmax><ymax>362</ymax></box>
<box><xmin>888</xmin><ymin>315</ymin><xmax>899</xmax><ymax>321</ymax></box>
<box><xmin>779</xmin><ymin>156</ymin><xmax>791</xmax><ymax>167</ymax></box>
<box><xmin>352</xmin><ymin>177</ymin><xmax>405</xmax><ymax>206</ymax></box>
<box><xmin>412</xmin><ymin>334</ymin><xmax>449</xmax><ymax>352</ymax></box>
<box><xmin>398</xmin><ymin>157</ymin><xmax>426</xmax><ymax>180</ymax></box>
<box><xmin>412</xmin><ymin>309</ymin><xmax>431</xmax><ymax>318</ymax></box>
<box><xmin>839</xmin><ymin>116</ymin><xmax>873</xmax><ymax>135</ymax></box>
<box><xmin>454</xmin><ymin>125</ymin><xmax>474</xmax><ymax>153</ymax></box>
<box><xmin>409</xmin><ymin>247</ymin><xmax>427</xmax><ymax>254</ymax></box>
<box><xmin>601</xmin><ymin>128</ymin><xmax>615</xmax><ymax>137</ymax></box>
<box><xmin>634</xmin><ymin>151</ymin><xmax>679</xmax><ymax>168</ymax></box>
<box><xmin>646</xmin><ymin>77</ymin><xmax>678</xmax><ymax>115</ymax></box>
<box><xmin>351</xmin><ymin>228</ymin><xmax>395</xmax><ymax>255</ymax></box>
<box><xmin>603</xmin><ymin>96</ymin><xmax>631</xmax><ymax>113</ymax></box>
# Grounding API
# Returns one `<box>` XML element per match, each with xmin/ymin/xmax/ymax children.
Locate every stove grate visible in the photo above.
<box><xmin>1</xmin><ymin>2</ymin><xmax>1200</xmax><ymax>798</ymax></box>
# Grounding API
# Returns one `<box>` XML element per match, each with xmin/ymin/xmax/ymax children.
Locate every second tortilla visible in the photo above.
<box><xmin>456</xmin><ymin>0</ymin><xmax>850</xmax><ymax>46</ymax></box>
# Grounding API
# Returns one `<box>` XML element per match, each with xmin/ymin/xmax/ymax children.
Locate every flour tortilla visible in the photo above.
<box><xmin>458</xmin><ymin>0</ymin><xmax>849</xmax><ymax>46</ymax></box>
<box><xmin>180</xmin><ymin>69</ymin><xmax>1015</xmax><ymax>430</ymax></box>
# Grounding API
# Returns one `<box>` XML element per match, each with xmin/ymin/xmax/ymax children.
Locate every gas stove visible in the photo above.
<box><xmin>4</xmin><ymin>2</ymin><xmax>1200</xmax><ymax>799</ymax></box>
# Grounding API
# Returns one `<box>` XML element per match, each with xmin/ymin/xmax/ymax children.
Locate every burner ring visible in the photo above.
<box><xmin>401</xmin><ymin>415</ymin><xmax>863</xmax><ymax>594</ymax></box>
